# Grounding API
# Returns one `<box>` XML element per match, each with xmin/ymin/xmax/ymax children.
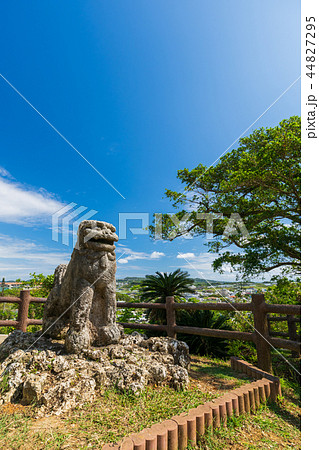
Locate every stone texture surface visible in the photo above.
<box><xmin>0</xmin><ymin>330</ymin><xmax>190</xmax><ymax>417</ymax></box>
<box><xmin>42</xmin><ymin>220</ymin><xmax>122</xmax><ymax>353</ymax></box>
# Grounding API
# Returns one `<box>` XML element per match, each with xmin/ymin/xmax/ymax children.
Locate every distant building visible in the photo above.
<box><xmin>220</xmin><ymin>288</ymin><xmax>231</xmax><ymax>298</ymax></box>
<box><xmin>184</xmin><ymin>293</ymin><xmax>200</xmax><ymax>300</ymax></box>
<box><xmin>4</xmin><ymin>281</ymin><xmax>24</xmax><ymax>289</ymax></box>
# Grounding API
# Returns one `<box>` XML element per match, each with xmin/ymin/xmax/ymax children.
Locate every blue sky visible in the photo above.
<box><xmin>0</xmin><ymin>1</ymin><xmax>300</xmax><ymax>281</ymax></box>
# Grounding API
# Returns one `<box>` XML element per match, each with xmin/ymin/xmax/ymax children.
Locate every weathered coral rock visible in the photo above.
<box><xmin>22</xmin><ymin>373</ymin><xmax>49</xmax><ymax>404</ymax></box>
<box><xmin>0</xmin><ymin>330</ymin><xmax>190</xmax><ymax>417</ymax></box>
<box><xmin>140</xmin><ymin>337</ymin><xmax>190</xmax><ymax>369</ymax></box>
<box><xmin>42</xmin><ymin>220</ymin><xmax>122</xmax><ymax>353</ymax></box>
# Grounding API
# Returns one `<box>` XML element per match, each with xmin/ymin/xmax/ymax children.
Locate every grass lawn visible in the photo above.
<box><xmin>0</xmin><ymin>357</ymin><xmax>300</xmax><ymax>449</ymax></box>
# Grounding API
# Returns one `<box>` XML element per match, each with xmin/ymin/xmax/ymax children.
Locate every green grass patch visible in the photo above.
<box><xmin>67</xmin><ymin>383</ymin><xmax>222</xmax><ymax>445</ymax></box>
<box><xmin>188</xmin><ymin>397</ymin><xmax>300</xmax><ymax>449</ymax></box>
<box><xmin>190</xmin><ymin>356</ymin><xmax>251</xmax><ymax>389</ymax></box>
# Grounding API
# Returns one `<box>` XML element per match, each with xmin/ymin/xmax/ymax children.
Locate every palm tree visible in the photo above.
<box><xmin>176</xmin><ymin>309</ymin><xmax>231</xmax><ymax>358</ymax></box>
<box><xmin>139</xmin><ymin>269</ymin><xmax>195</xmax><ymax>324</ymax></box>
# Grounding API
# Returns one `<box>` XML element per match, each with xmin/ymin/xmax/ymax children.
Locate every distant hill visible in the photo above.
<box><xmin>116</xmin><ymin>276</ymin><xmax>273</xmax><ymax>287</ymax></box>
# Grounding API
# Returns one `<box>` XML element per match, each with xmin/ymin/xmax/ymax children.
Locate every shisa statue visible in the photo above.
<box><xmin>42</xmin><ymin>220</ymin><xmax>121</xmax><ymax>353</ymax></box>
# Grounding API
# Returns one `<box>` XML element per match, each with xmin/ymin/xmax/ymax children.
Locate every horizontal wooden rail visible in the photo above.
<box><xmin>268</xmin><ymin>315</ymin><xmax>300</xmax><ymax>323</ymax></box>
<box><xmin>268</xmin><ymin>337</ymin><xmax>301</xmax><ymax>352</ymax></box>
<box><xmin>174</xmin><ymin>325</ymin><xmax>254</xmax><ymax>342</ymax></box>
<box><xmin>117</xmin><ymin>302</ymin><xmax>166</xmax><ymax>309</ymax></box>
<box><xmin>0</xmin><ymin>319</ymin><xmax>44</xmax><ymax>326</ymax></box>
<box><xmin>264</xmin><ymin>304</ymin><xmax>301</xmax><ymax>315</ymax></box>
<box><xmin>173</xmin><ymin>302</ymin><xmax>253</xmax><ymax>312</ymax></box>
<box><xmin>0</xmin><ymin>297</ymin><xmax>22</xmax><ymax>304</ymax></box>
<box><xmin>0</xmin><ymin>320</ymin><xmax>19</xmax><ymax>327</ymax></box>
<box><xmin>27</xmin><ymin>319</ymin><xmax>43</xmax><ymax>326</ymax></box>
<box><xmin>26</xmin><ymin>298</ymin><xmax>46</xmax><ymax>303</ymax></box>
<box><xmin>266</xmin><ymin>312</ymin><xmax>301</xmax><ymax>356</ymax></box>
<box><xmin>118</xmin><ymin>322</ymin><xmax>168</xmax><ymax>332</ymax></box>
<box><xmin>0</xmin><ymin>296</ymin><xmax>46</xmax><ymax>304</ymax></box>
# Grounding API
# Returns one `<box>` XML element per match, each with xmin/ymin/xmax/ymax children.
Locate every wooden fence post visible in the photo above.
<box><xmin>166</xmin><ymin>296</ymin><xmax>177</xmax><ymax>339</ymax></box>
<box><xmin>251</xmin><ymin>294</ymin><xmax>272</xmax><ymax>373</ymax></box>
<box><xmin>17</xmin><ymin>290</ymin><xmax>31</xmax><ymax>332</ymax></box>
<box><xmin>287</xmin><ymin>315</ymin><xmax>300</xmax><ymax>358</ymax></box>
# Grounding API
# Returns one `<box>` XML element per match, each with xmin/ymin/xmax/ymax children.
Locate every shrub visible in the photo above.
<box><xmin>176</xmin><ymin>309</ymin><xmax>231</xmax><ymax>358</ymax></box>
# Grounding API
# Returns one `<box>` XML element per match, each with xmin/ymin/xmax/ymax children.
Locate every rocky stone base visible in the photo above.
<box><xmin>0</xmin><ymin>330</ymin><xmax>190</xmax><ymax>417</ymax></box>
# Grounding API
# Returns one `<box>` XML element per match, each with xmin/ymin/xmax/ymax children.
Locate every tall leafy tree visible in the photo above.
<box><xmin>153</xmin><ymin>117</ymin><xmax>300</xmax><ymax>278</ymax></box>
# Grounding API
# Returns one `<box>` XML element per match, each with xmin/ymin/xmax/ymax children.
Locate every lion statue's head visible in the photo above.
<box><xmin>77</xmin><ymin>220</ymin><xmax>118</xmax><ymax>252</ymax></box>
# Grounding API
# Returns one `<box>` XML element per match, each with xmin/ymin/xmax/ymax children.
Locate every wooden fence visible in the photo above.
<box><xmin>0</xmin><ymin>291</ymin><xmax>300</xmax><ymax>373</ymax></box>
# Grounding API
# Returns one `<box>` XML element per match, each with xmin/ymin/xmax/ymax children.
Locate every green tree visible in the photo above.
<box><xmin>264</xmin><ymin>276</ymin><xmax>301</xmax><ymax>350</ymax></box>
<box><xmin>139</xmin><ymin>269</ymin><xmax>195</xmax><ymax>324</ymax></box>
<box><xmin>116</xmin><ymin>292</ymin><xmax>136</xmax><ymax>302</ymax></box>
<box><xmin>24</xmin><ymin>272</ymin><xmax>54</xmax><ymax>297</ymax></box>
<box><xmin>0</xmin><ymin>273</ymin><xmax>55</xmax><ymax>334</ymax></box>
<box><xmin>24</xmin><ymin>273</ymin><xmax>54</xmax><ymax>328</ymax></box>
<box><xmin>153</xmin><ymin>117</ymin><xmax>300</xmax><ymax>278</ymax></box>
<box><xmin>264</xmin><ymin>276</ymin><xmax>300</xmax><ymax>305</ymax></box>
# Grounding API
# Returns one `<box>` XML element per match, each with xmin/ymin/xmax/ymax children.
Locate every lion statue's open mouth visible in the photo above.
<box><xmin>79</xmin><ymin>220</ymin><xmax>118</xmax><ymax>253</ymax></box>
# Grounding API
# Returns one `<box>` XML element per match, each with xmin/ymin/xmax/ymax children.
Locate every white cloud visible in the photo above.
<box><xmin>173</xmin><ymin>252</ymin><xmax>220</xmax><ymax>279</ymax></box>
<box><xmin>0</xmin><ymin>175</ymin><xmax>64</xmax><ymax>225</ymax></box>
<box><xmin>177</xmin><ymin>252</ymin><xmax>195</xmax><ymax>259</ymax></box>
<box><xmin>150</xmin><ymin>251</ymin><xmax>165</xmax><ymax>259</ymax></box>
<box><xmin>118</xmin><ymin>258</ymin><xmax>129</xmax><ymax>264</ymax></box>
<box><xmin>118</xmin><ymin>249</ymin><xmax>148</xmax><ymax>261</ymax></box>
<box><xmin>116</xmin><ymin>247</ymin><xmax>165</xmax><ymax>262</ymax></box>
<box><xmin>0</xmin><ymin>234</ymin><xmax>70</xmax><ymax>279</ymax></box>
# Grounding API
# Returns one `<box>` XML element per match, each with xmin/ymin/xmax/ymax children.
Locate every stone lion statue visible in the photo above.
<box><xmin>42</xmin><ymin>220</ymin><xmax>122</xmax><ymax>354</ymax></box>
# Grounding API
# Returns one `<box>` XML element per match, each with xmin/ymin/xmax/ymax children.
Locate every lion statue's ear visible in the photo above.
<box><xmin>75</xmin><ymin>220</ymin><xmax>90</xmax><ymax>250</ymax></box>
<box><xmin>74</xmin><ymin>223</ymin><xmax>83</xmax><ymax>250</ymax></box>
<box><xmin>75</xmin><ymin>236</ymin><xmax>80</xmax><ymax>250</ymax></box>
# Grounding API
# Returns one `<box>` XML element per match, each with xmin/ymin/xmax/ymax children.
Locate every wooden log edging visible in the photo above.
<box><xmin>101</xmin><ymin>357</ymin><xmax>281</xmax><ymax>450</ymax></box>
